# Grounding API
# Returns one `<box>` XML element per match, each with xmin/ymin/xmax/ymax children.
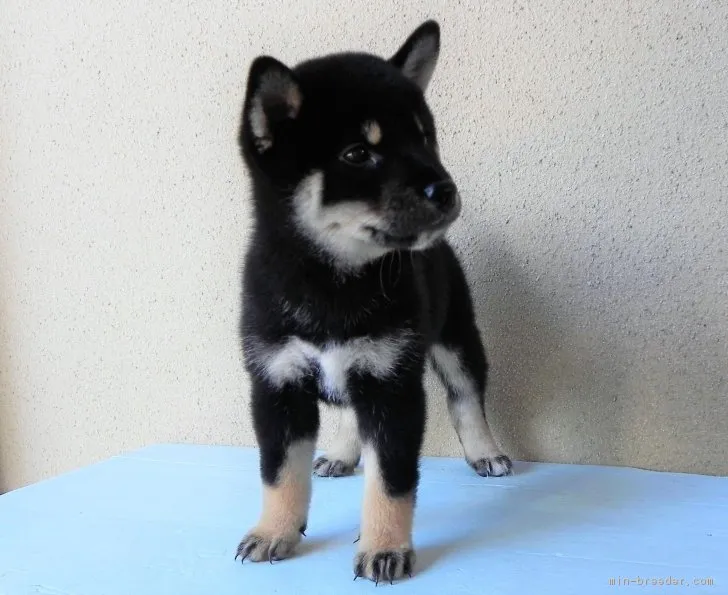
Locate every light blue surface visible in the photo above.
<box><xmin>0</xmin><ymin>444</ymin><xmax>725</xmax><ymax>594</ymax></box>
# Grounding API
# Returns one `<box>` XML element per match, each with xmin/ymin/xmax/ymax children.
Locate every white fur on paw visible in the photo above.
<box><xmin>236</xmin><ymin>527</ymin><xmax>303</xmax><ymax>563</ymax></box>
<box><xmin>470</xmin><ymin>454</ymin><xmax>513</xmax><ymax>477</ymax></box>
<box><xmin>354</xmin><ymin>548</ymin><xmax>415</xmax><ymax>583</ymax></box>
<box><xmin>313</xmin><ymin>455</ymin><xmax>356</xmax><ymax>477</ymax></box>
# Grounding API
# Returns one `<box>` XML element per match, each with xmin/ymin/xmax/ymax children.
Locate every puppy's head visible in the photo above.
<box><xmin>241</xmin><ymin>21</ymin><xmax>460</xmax><ymax>269</ymax></box>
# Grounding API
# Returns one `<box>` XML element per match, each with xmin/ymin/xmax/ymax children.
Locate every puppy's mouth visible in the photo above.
<box><xmin>364</xmin><ymin>227</ymin><xmax>419</xmax><ymax>248</ymax></box>
<box><xmin>365</xmin><ymin>223</ymin><xmax>453</xmax><ymax>250</ymax></box>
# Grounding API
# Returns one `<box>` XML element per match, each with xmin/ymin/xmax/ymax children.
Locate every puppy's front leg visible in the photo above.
<box><xmin>237</xmin><ymin>377</ymin><xmax>319</xmax><ymax>563</ymax></box>
<box><xmin>352</xmin><ymin>371</ymin><xmax>426</xmax><ymax>583</ymax></box>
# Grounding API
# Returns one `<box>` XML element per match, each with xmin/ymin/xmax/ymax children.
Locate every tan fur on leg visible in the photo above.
<box><xmin>237</xmin><ymin>439</ymin><xmax>314</xmax><ymax>562</ymax></box>
<box><xmin>355</xmin><ymin>445</ymin><xmax>415</xmax><ymax>581</ymax></box>
<box><xmin>360</xmin><ymin>451</ymin><xmax>413</xmax><ymax>550</ymax></box>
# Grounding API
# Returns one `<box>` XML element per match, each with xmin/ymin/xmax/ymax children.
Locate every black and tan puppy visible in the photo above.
<box><xmin>235</xmin><ymin>21</ymin><xmax>512</xmax><ymax>583</ymax></box>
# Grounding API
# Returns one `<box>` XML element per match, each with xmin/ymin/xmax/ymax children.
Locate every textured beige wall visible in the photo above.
<box><xmin>1</xmin><ymin>1</ymin><xmax>726</xmax><ymax>490</ymax></box>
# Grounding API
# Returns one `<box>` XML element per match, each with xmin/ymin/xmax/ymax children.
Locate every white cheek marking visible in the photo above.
<box><xmin>292</xmin><ymin>171</ymin><xmax>390</xmax><ymax>269</ymax></box>
<box><xmin>248</xmin><ymin>333</ymin><xmax>413</xmax><ymax>398</ymax></box>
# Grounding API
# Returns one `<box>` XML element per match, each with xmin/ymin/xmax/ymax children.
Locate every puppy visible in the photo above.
<box><xmin>235</xmin><ymin>20</ymin><xmax>511</xmax><ymax>583</ymax></box>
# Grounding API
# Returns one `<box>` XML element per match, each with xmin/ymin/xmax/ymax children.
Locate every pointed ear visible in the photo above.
<box><xmin>243</xmin><ymin>56</ymin><xmax>302</xmax><ymax>153</ymax></box>
<box><xmin>390</xmin><ymin>20</ymin><xmax>440</xmax><ymax>92</ymax></box>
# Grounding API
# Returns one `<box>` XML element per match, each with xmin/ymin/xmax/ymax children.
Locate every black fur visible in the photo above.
<box><xmin>236</xmin><ymin>20</ymin><xmax>510</xmax><ymax>581</ymax></box>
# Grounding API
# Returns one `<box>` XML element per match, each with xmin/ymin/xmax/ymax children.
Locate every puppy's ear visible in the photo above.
<box><xmin>243</xmin><ymin>56</ymin><xmax>302</xmax><ymax>153</ymax></box>
<box><xmin>390</xmin><ymin>20</ymin><xmax>440</xmax><ymax>92</ymax></box>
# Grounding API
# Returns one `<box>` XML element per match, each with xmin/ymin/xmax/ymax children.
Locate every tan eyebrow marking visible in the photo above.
<box><xmin>362</xmin><ymin>120</ymin><xmax>382</xmax><ymax>145</ymax></box>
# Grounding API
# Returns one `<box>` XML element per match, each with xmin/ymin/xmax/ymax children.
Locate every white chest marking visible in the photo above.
<box><xmin>250</xmin><ymin>334</ymin><xmax>412</xmax><ymax>400</ymax></box>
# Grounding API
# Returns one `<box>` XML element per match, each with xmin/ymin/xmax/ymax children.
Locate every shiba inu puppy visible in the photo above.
<box><xmin>236</xmin><ymin>20</ymin><xmax>511</xmax><ymax>583</ymax></box>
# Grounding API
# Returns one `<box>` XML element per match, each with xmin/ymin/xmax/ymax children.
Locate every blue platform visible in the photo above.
<box><xmin>0</xmin><ymin>444</ymin><xmax>725</xmax><ymax>594</ymax></box>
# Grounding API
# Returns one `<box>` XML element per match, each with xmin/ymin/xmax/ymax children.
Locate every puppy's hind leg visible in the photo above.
<box><xmin>431</xmin><ymin>260</ymin><xmax>512</xmax><ymax>477</ymax></box>
<box><xmin>430</xmin><ymin>341</ymin><xmax>512</xmax><ymax>477</ymax></box>
<box><xmin>314</xmin><ymin>406</ymin><xmax>361</xmax><ymax>477</ymax></box>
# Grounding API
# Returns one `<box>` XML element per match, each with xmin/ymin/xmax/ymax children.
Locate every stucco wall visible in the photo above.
<box><xmin>1</xmin><ymin>0</ymin><xmax>726</xmax><ymax>490</ymax></box>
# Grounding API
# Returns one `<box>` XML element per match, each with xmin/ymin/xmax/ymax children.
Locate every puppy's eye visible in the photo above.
<box><xmin>340</xmin><ymin>144</ymin><xmax>379</xmax><ymax>167</ymax></box>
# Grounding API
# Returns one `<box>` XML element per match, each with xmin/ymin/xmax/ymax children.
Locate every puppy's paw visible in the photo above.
<box><xmin>470</xmin><ymin>454</ymin><xmax>513</xmax><ymax>477</ymax></box>
<box><xmin>235</xmin><ymin>526</ymin><xmax>303</xmax><ymax>563</ymax></box>
<box><xmin>354</xmin><ymin>548</ymin><xmax>415</xmax><ymax>584</ymax></box>
<box><xmin>313</xmin><ymin>455</ymin><xmax>356</xmax><ymax>477</ymax></box>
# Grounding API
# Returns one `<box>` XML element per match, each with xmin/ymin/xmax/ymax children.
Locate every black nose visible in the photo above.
<box><xmin>423</xmin><ymin>180</ymin><xmax>458</xmax><ymax>211</ymax></box>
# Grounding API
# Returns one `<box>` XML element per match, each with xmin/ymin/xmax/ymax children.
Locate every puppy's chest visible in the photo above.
<box><xmin>255</xmin><ymin>333</ymin><xmax>412</xmax><ymax>403</ymax></box>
